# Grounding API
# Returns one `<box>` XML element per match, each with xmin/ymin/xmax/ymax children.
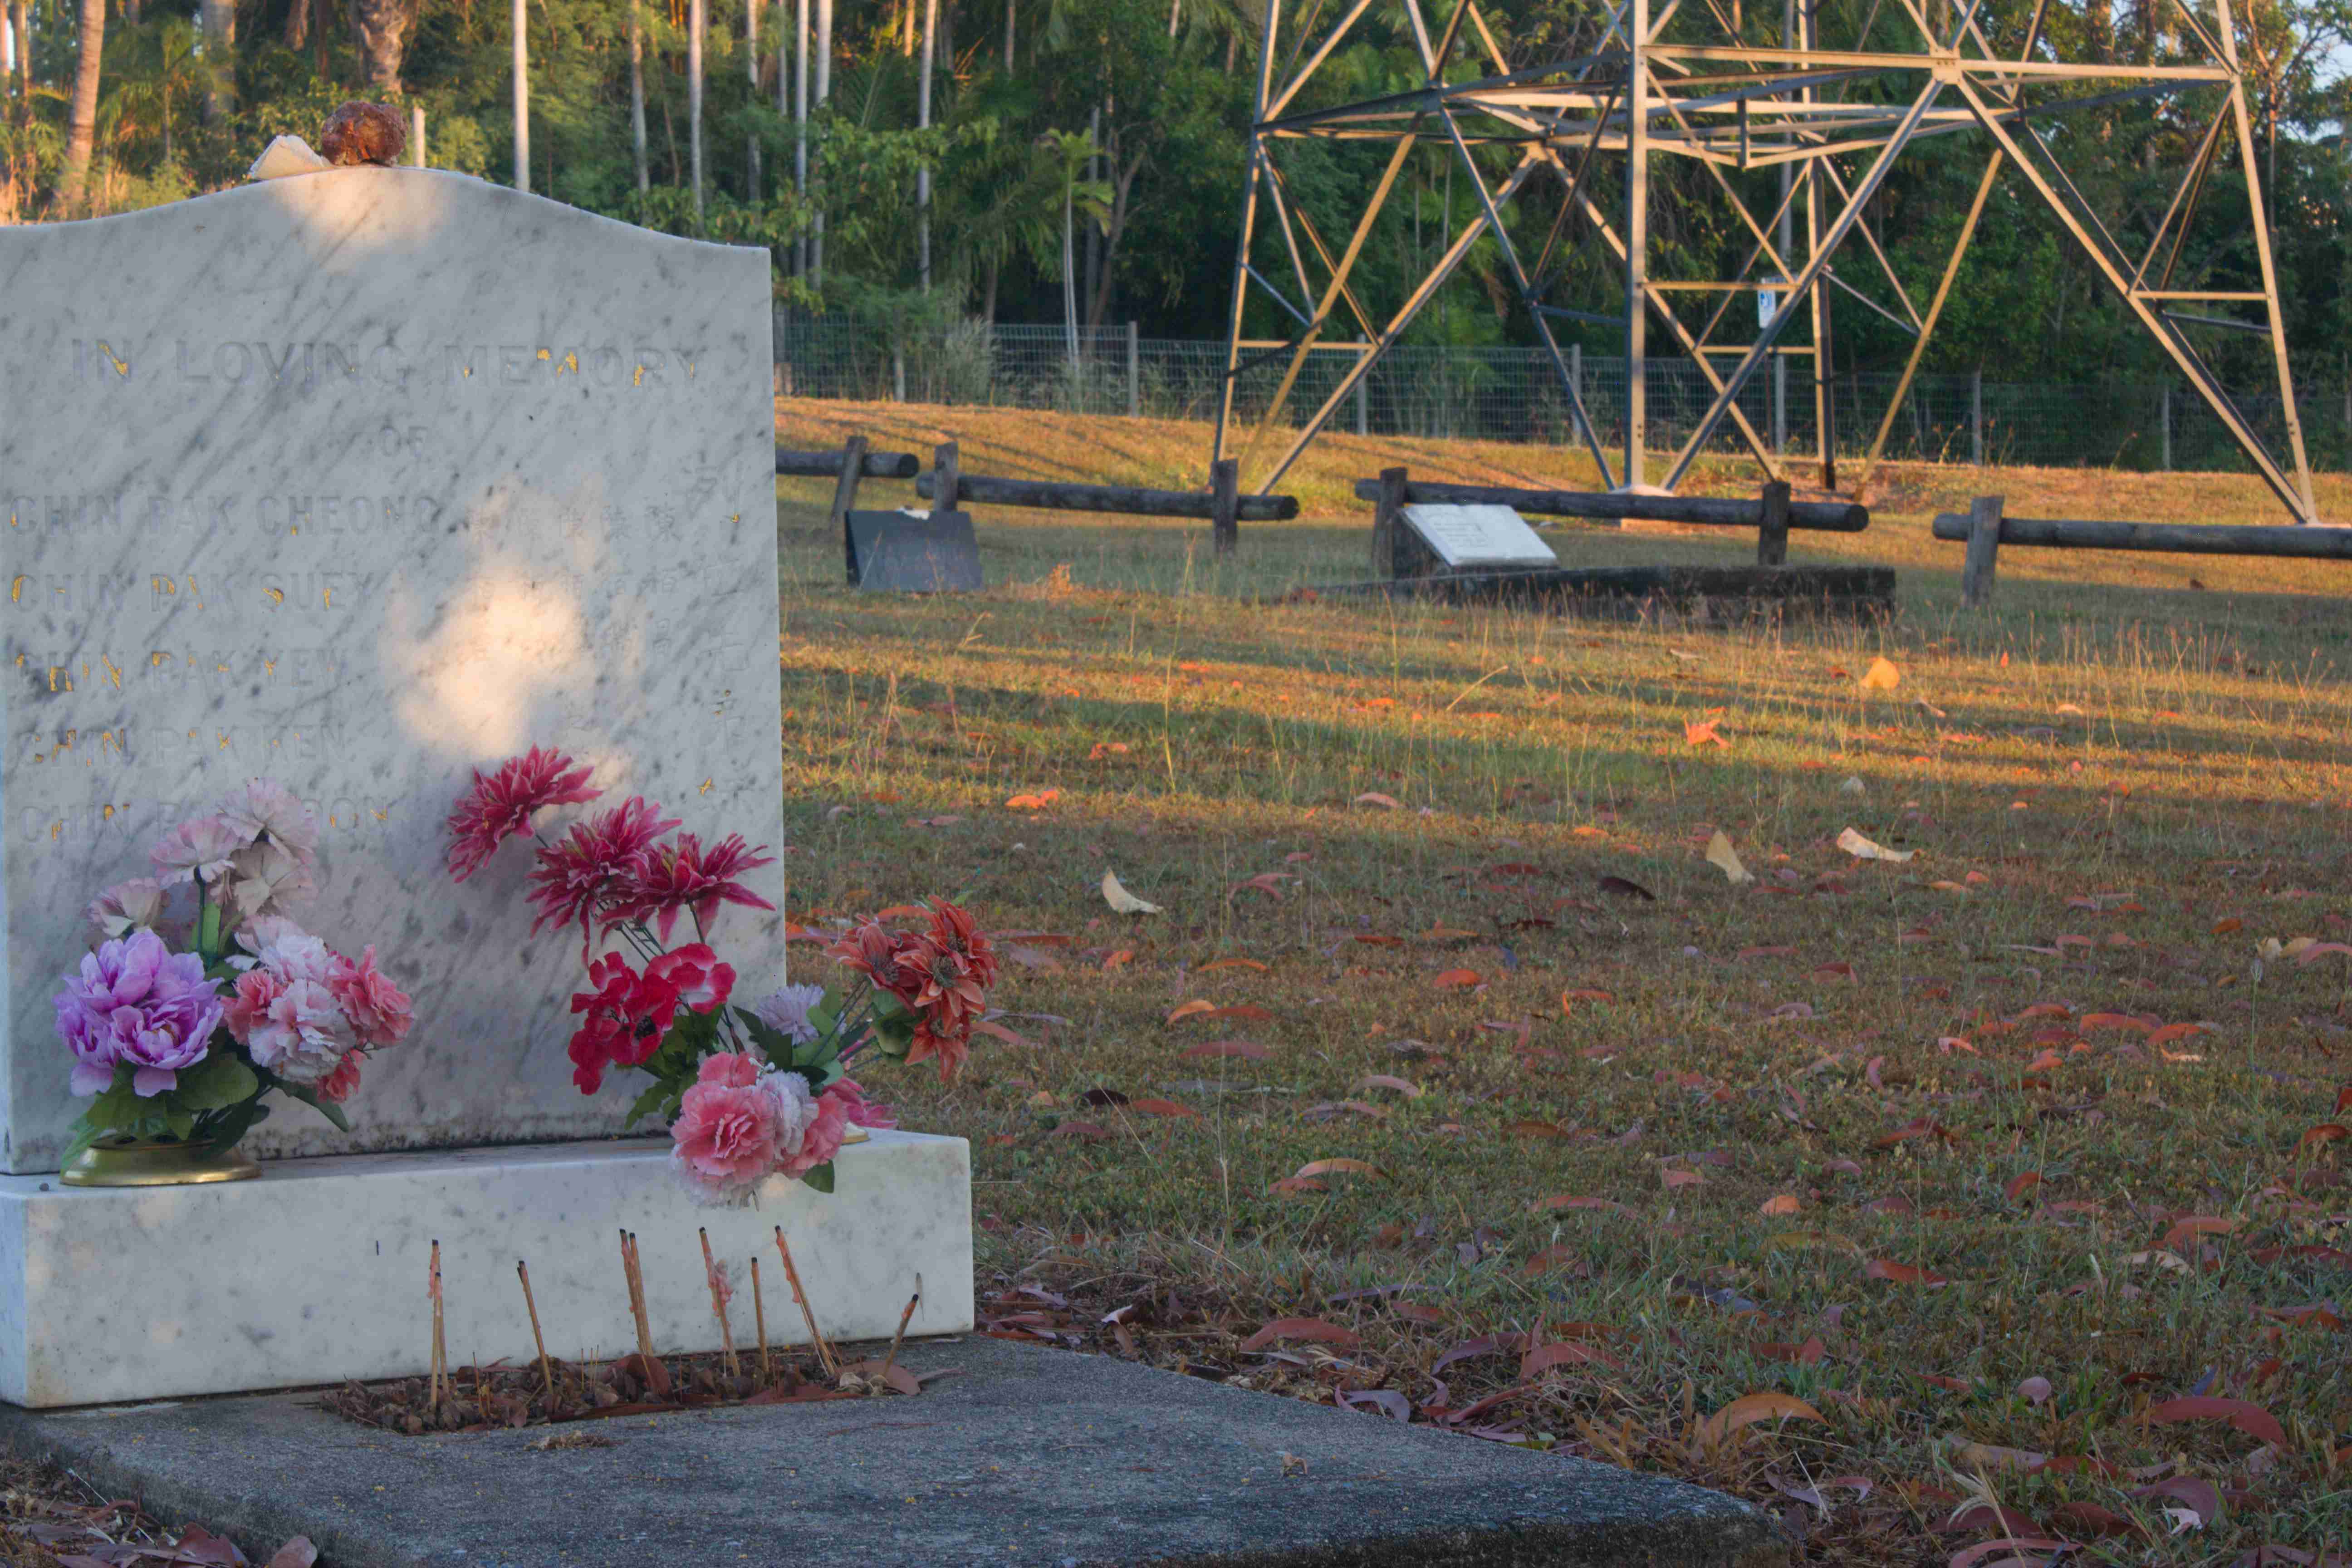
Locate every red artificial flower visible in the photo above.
<box><xmin>906</xmin><ymin>938</ymin><xmax>985</xmax><ymax>1036</ymax></box>
<box><xmin>646</xmin><ymin>944</ymin><xmax>735</xmax><ymax>1013</ymax></box>
<box><xmin>445</xmin><ymin>747</ymin><xmax>601</xmax><ymax>882</ymax></box>
<box><xmin>565</xmin><ymin>952</ymin><xmax>681</xmax><ymax>1093</ymax></box>
<box><xmin>825</xmin><ymin>920</ymin><xmax>929</xmax><ymax>1006</ymax></box>
<box><xmin>612</xmin><ymin>832</ymin><xmax>777</xmax><ymax>944</ymax></box>
<box><xmin>904</xmin><ymin>1014</ymin><xmax>971</xmax><ymax>1083</ymax></box>
<box><xmin>528</xmin><ymin>796</ymin><xmax>681</xmax><ymax>942</ymax></box>
<box><xmin>924</xmin><ymin>899</ymin><xmax>999</xmax><ymax>990</ymax></box>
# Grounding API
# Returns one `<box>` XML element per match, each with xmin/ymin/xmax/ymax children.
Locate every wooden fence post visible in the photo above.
<box><xmin>1210</xmin><ymin>458</ymin><xmax>1240</xmax><ymax>557</ymax></box>
<box><xmin>1370</xmin><ymin>466</ymin><xmax>1409</xmax><ymax>577</ymax></box>
<box><xmin>1960</xmin><ymin>493</ymin><xmax>2004</xmax><ymax>609</ymax></box>
<box><xmin>832</xmin><ymin>433</ymin><xmax>870</xmax><ymax>585</ymax></box>
<box><xmin>1756</xmin><ymin>480</ymin><xmax>1791</xmax><ymax>567</ymax></box>
<box><xmin>1126</xmin><ymin>322</ymin><xmax>1141</xmax><ymax>419</ymax></box>
<box><xmin>931</xmin><ymin>441</ymin><xmax>960</xmax><ymax>512</ymax></box>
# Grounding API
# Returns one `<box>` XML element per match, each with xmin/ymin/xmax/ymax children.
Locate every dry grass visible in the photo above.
<box><xmin>773</xmin><ymin>397</ymin><xmax>2352</xmax><ymax>1566</ymax></box>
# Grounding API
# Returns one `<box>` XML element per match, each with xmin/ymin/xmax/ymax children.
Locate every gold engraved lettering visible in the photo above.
<box><xmin>152</xmin><ymin>652</ymin><xmax>170</xmax><ymax>668</ymax></box>
<box><xmin>101</xmin><ymin>731</ymin><xmax>122</xmax><ymax>755</ymax></box>
<box><xmin>153</xmin><ymin>576</ymin><xmax>176</xmax><ymax>596</ymax></box>
<box><xmin>265</xmin><ymin>659</ymin><xmax>277</xmax><ymax>676</ymax></box>
<box><xmin>559</xmin><ymin>351</ymin><xmax>579</xmax><ymax>376</ymax></box>
<box><xmin>100</xmin><ymin>657</ymin><xmax>122</xmax><ymax>689</ymax></box>
<box><xmin>266</xmin><ymin>588</ymin><xmax>285</xmax><ymax>607</ymax></box>
<box><xmin>700</xmin><ymin>779</ymin><xmax>714</xmax><ymax>794</ymax></box>
<box><xmin>536</xmin><ymin>348</ymin><xmax>551</xmax><ymax>361</ymax></box>
<box><xmin>46</xmin><ymin>666</ymin><xmax>70</xmax><ymax>692</ymax></box>
<box><xmin>632</xmin><ymin>364</ymin><xmax>646</xmax><ymax>387</ymax></box>
<box><xmin>322</xmin><ymin>587</ymin><xmax>332</xmax><ymax>608</ymax></box>
<box><xmin>8</xmin><ymin>577</ymin><xmax>19</xmax><ymax>603</ymax></box>
<box><xmin>49</xmin><ymin>821</ymin><xmax>60</xmax><ymax>841</ymax></box>
<box><xmin>102</xmin><ymin>803</ymin><xmax>115</xmax><ymax>819</ymax></box>
<box><xmin>98</xmin><ymin>341</ymin><xmax>130</xmax><ymax>377</ymax></box>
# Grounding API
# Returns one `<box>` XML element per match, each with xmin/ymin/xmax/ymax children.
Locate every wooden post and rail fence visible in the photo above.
<box><xmin>777</xmin><ymin>440</ymin><xmax>1292</xmax><ymax>570</ymax></box>
<box><xmin>1934</xmin><ymin>497</ymin><xmax>2352</xmax><ymax>608</ymax></box>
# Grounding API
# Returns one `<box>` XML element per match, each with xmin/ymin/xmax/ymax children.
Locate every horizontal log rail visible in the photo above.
<box><xmin>777</xmin><ymin>445</ymin><xmax>921</xmax><ymax>480</ymax></box>
<box><xmin>1931</xmin><ymin>510</ymin><xmax>2352</xmax><ymax>558</ymax></box>
<box><xmin>1349</xmin><ymin>476</ymin><xmax>1869</xmax><ymax>533</ymax></box>
<box><xmin>1935</xmin><ymin>494</ymin><xmax>2352</xmax><ymax>609</ymax></box>
<box><xmin>916</xmin><ymin>470</ymin><xmax>1298</xmax><ymax>523</ymax></box>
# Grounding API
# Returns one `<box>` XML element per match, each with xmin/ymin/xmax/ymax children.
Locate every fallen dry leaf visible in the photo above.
<box><xmin>1697</xmin><ymin>1390</ymin><xmax>1825</xmax><ymax>1445</ymax></box>
<box><xmin>1859</xmin><ymin>656</ymin><xmax>1901</xmax><ymax>690</ymax></box>
<box><xmin>1705</xmin><ymin>830</ymin><xmax>1755</xmax><ymax>885</ymax></box>
<box><xmin>1837</xmin><ymin>826</ymin><xmax>1915</xmax><ymax>863</ymax></box>
<box><xmin>1102</xmin><ymin>869</ymin><xmax>1163</xmax><ymax>915</ymax></box>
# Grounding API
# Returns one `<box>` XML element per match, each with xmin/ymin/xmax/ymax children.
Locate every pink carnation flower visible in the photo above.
<box><xmin>330</xmin><ymin>946</ymin><xmax>413</xmax><ymax>1048</ymax></box>
<box><xmin>698</xmin><ymin>1052</ymin><xmax>763</xmax><ymax>1088</ymax></box>
<box><xmin>222</xmin><ymin>967</ymin><xmax>283</xmax><ymax>1045</ymax></box>
<box><xmin>217</xmin><ymin>778</ymin><xmax>320</xmax><ymax>867</ymax></box>
<box><xmin>445</xmin><ymin>747</ymin><xmax>602</xmax><ymax>882</ymax></box>
<box><xmin>247</xmin><ymin>976</ymin><xmax>352</xmax><ymax>1084</ymax></box>
<box><xmin>149</xmin><ymin>815</ymin><xmax>244</xmax><ymax>887</ymax></box>
<box><xmin>780</xmin><ymin>1083</ymin><xmax>855</xmax><ymax>1179</ymax></box>
<box><xmin>670</xmin><ymin>1064</ymin><xmax>786</xmax><ymax>1205</ymax></box>
<box><xmin>87</xmin><ymin>878</ymin><xmax>167</xmax><ymax>940</ymax></box>
<box><xmin>318</xmin><ymin>1049</ymin><xmax>365</xmax><ymax>1103</ymax></box>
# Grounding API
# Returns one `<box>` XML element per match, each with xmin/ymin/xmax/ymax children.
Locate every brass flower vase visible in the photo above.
<box><xmin>60</xmin><ymin>1138</ymin><xmax>262</xmax><ymax>1187</ymax></box>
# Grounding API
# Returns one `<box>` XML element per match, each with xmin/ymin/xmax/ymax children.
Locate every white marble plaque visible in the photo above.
<box><xmin>0</xmin><ymin>170</ymin><xmax>782</xmax><ymax>1171</ymax></box>
<box><xmin>1398</xmin><ymin>504</ymin><xmax>1558</xmax><ymax>570</ymax></box>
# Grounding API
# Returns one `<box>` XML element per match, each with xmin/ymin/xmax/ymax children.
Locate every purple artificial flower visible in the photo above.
<box><xmin>54</xmin><ymin>930</ymin><xmax>224</xmax><ymax>1098</ymax></box>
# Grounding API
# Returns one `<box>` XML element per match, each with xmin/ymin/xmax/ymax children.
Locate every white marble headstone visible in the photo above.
<box><xmin>0</xmin><ymin>169</ymin><xmax>782</xmax><ymax>1172</ymax></box>
<box><xmin>1399</xmin><ymin>504</ymin><xmax>1558</xmax><ymax>570</ymax></box>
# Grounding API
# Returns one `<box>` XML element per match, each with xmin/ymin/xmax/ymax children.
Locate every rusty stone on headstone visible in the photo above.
<box><xmin>319</xmin><ymin>101</ymin><xmax>407</xmax><ymax>167</ymax></box>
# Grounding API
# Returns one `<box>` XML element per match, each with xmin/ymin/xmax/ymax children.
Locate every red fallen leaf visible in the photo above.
<box><xmin>2148</xmin><ymin>1021</ymin><xmax>2214</xmax><ymax>1047</ymax></box>
<box><xmin>1865</xmin><ymin>1193</ymin><xmax>1914</xmax><ymax>1216</ymax></box>
<box><xmin>1514</xmin><ymin>1245</ymin><xmax>1582</xmax><ymax>1279</ymax></box>
<box><xmin>972</xmin><ymin>1018</ymin><xmax>1040</xmax><ymax>1049</ymax></box>
<box><xmin>1947</xmin><ymin>1535</ymin><xmax>2062</xmax><ymax>1568</ymax></box>
<box><xmin>1049</xmin><ymin>1120</ymin><xmax>1113</xmax><ymax>1142</ymax></box>
<box><xmin>1393</xmin><ymin>1302</ymin><xmax>1447</xmax><ymax>1325</ymax></box>
<box><xmin>1128</xmin><ymin>1098</ymin><xmax>1199</xmax><ymax>1119</ymax></box>
<box><xmin>1520</xmin><ymin>1341</ymin><xmax>1622</xmax><ymax>1377</ymax></box>
<box><xmin>1684</xmin><ymin>718</ymin><xmax>1727</xmax><ymax>747</ymax></box>
<box><xmin>1337</xmin><ymin>1388</ymin><xmax>1413</xmax><ymax>1421</ymax></box>
<box><xmin>1228</xmin><ymin>874</ymin><xmax>1288</xmax><ymax>901</ymax></box>
<box><xmin>2132</xmin><ymin>1475</ymin><xmax>2223</xmax><ymax>1527</ymax></box>
<box><xmin>2297</xmin><ymin>942</ymin><xmax>2352</xmax><ymax>965</ymax></box>
<box><xmin>1294</xmin><ymin>1157</ymin><xmax>1387</xmax><ymax>1181</ymax></box>
<box><xmin>2338</xmin><ymin>1084</ymin><xmax>2352</xmax><ymax>1116</ymax></box>
<box><xmin>2146</xmin><ymin>1396</ymin><xmax>2287</xmax><ymax>1446</ymax></box>
<box><xmin>2005</xmin><ymin>1171</ymin><xmax>2043</xmax><ymax>1201</ymax></box>
<box><xmin>1166</xmin><ymin>999</ymin><xmax>1215</xmax><ymax>1023</ymax></box>
<box><xmin>1752</xmin><ymin>1337</ymin><xmax>1826</xmax><ymax>1365</ymax></box>
<box><xmin>1921</xmin><ymin>1373</ymin><xmax>1970</xmax><ymax>1392</ymax></box>
<box><xmin>1695</xmin><ymin>1391</ymin><xmax>1825</xmax><ymax>1444</ymax></box>
<box><xmin>1509</xmin><ymin>1119</ymin><xmax>1570</xmax><ymax>1139</ymax></box>
<box><xmin>1759</xmin><ymin>1194</ymin><xmax>1803</xmax><ymax>1216</ymax></box>
<box><xmin>1241</xmin><ymin>1317</ymin><xmax>1359</xmax><ymax>1352</ymax></box>
<box><xmin>2079</xmin><ymin>1012</ymin><xmax>2152</xmax><ymax>1034</ymax></box>
<box><xmin>2297</xmin><ymin>1124</ymin><xmax>2348</xmax><ymax>1158</ymax></box>
<box><xmin>612</xmin><ymin>1352</ymin><xmax>672</xmax><ymax>1399</ymax></box>
<box><xmin>1180</xmin><ymin>1039</ymin><xmax>1269</xmax><ymax>1059</ymax></box>
<box><xmin>1200</xmin><ymin>1004</ymin><xmax>1274</xmax><ymax>1024</ymax></box>
<box><xmin>1353</xmin><ymin>933</ymin><xmax>1406</xmax><ymax>947</ymax></box>
<box><xmin>2163</xmin><ymin>1215</ymin><xmax>2236</xmax><ymax>1250</ymax></box>
<box><xmin>1661</xmin><ymin>1166</ymin><xmax>1704</xmax><ymax>1190</ymax></box>
<box><xmin>1432</xmin><ymin>968</ymin><xmax>1483</xmax><ymax>990</ymax></box>
<box><xmin>1004</xmin><ymin>789</ymin><xmax>1062</xmax><ymax>809</ymax></box>
<box><xmin>1812</xmin><ymin>962</ymin><xmax>1856</xmax><ymax>982</ymax></box>
<box><xmin>1269</xmin><ymin>1176</ymin><xmax>1325</xmax><ymax>1194</ymax></box>
<box><xmin>1865</xmin><ymin>1258</ymin><xmax>1948</xmax><ymax>1287</ymax></box>
<box><xmin>1100</xmin><ymin>949</ymin><xmax>1133</xmax><ymax>970</ymax></box>
<box><xmin>1873</xmin><ymin>1117</ymin><xmax>1951</xmax><ymax>1148</ymax></box>
<box><xmin>1560</xmin><ymin>988</ymin><xmax>1617</xmax><ymax>1008</ymax></box>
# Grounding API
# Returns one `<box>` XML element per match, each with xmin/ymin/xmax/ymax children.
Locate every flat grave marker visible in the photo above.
<box><xmin>1394</xmin><ymin>503</ymin><xmax>1558</xmax><ymax>576</ymax></box>
<box><xmin>846</xmin><ymin>509</ymin><xmax>985</xmax><ymax>593</ymax></box>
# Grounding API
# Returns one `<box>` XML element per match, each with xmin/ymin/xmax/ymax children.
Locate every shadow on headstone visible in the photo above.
<box><xmin>846</xmin><ymin>509</ymin><xmax>984</xmax><ymax>592</ymax></box>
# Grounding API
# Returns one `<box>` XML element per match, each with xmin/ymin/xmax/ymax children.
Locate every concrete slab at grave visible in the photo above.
<box><xmin>0</xmin><ymin>1337</ymin><xmax>1786</xmax><ymax>1568</ymax></box>
<box><xmin>0</xmin><ymin>168</ymin><xmax>781</xmax><ymax>1171</ymax></box>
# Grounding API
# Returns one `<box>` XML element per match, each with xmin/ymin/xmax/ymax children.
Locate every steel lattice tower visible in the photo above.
<box><xmin>1210</xmin><ymin>0</ymin><xmax>2320</xmax><ymax>522</ymax></box>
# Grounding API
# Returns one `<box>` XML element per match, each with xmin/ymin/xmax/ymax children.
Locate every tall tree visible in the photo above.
<box><xmin>200</xmin><ymin>0</ymin><xmax>234</xmax><ymax>119</ymax></box>
<box><xmin>629</xmin><ymin>0</ymin><xmax>648</xmax><ymax>190</ymax></box>
<box><xmin>57</xmin><ymin>0</ymin><xmax>106</xmax><ymax>211</ymax></box>
<box><xmin>345</xmin><ymin>0</ymin><xmax>421</xmax><ymax>93</ymax></box>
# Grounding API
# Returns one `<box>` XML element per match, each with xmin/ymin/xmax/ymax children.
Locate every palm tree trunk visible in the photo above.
<box><xmin>511</xmin><ymin>0</ymin><xmax>528</xmax><ymax>190</ymax></box>
<box><xmin>58</xmin><ymin>0</ymin><xmax>105</xmax><ymax>212</ymax></box>
<box><xmin>917</xmin><ymin>0</ymin><xmax>934</xmax><ymax>289</ymax></box>
<box><xmin>11</xmin><ymin>0</ymin><xmax>31</xmax><ymax>123</ymax></box>
<box><xmin>687</xmin><ymin>0</ymin><xmax>704</xmax><ymax>221</ymax></box>
<box><xmin>811</xmin><ymin>0</ymin><xmax>830</xmax><ymax>285</ymax></box>
<box><xmin>744</xmin><ymin>0</ymin><xmax>760</xmax><ymax>199</ymax></box>
<box><xmin>201</xmin><ymin>0</ymin><xmax>234</xmax><ymax>119</ymax></box>
<box><xmin>628</xmin><ymin>0</ymin><xmax>647</xmax><ymax>191</ymax></box>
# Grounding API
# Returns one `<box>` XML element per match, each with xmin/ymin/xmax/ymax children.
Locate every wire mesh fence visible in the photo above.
<box><xmin>775</xmin><ymin>316</ymin><xmax>2352</xmax><ymax>478</ymax></box>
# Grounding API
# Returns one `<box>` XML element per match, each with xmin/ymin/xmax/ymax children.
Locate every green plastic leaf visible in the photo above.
<box><xmin>625</xmin><ymin>1078</ymin><xmax>686</xmax><ymax>1128</ymax></box>
<box><xmin>175</xmin><ymin>1053</ymin><xmax>261</xmax><ymax>1113</ymax></box>
<box><xmin>800</xmin><ymin>1160</ymin><xmax>835</xmax><ymax>1194</ymax></box>
<box><xmin>279</xmin><ymin>1085</ymin><xmax>352</xmax><ymax>1133</ymax></box>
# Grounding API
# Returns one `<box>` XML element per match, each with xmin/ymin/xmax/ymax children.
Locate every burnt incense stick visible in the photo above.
<box><xmin>516</xmin><ymin>1260</ymin><xmax>555</xmax><ymax>1400</ymax></box>
<box><xmin>880</xmin><ymin>1273</ymin><xmax>922</xmax><ymax>1387</ymax></box>
<box><xmin>772</xmin><ymin>1226</ymin><xmax>837</xmax><ymax>1378</ymax></box>
<box><xmin>750</xmin><ymin>1256</ymin><xmax>771</xmax><ymax>1378</ymax></box>
<box><xmin>698</xmin><ymin>1228</ymin><xmax>738</xmax><ymax>1378</ymax></box>
<box><xmin>622</xmin><ymin>1231</ymin><xmax>657</xmax><ymax>1375</ymax></box>
<box><xmin>427</xmin><ymin>1240</ymin><xmax>446</xmax><ymax>1409</ymax></box>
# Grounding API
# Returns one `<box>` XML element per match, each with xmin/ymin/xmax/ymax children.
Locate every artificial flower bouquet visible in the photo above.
<box><xmin>444</xmin><ymin>747</ymin><xmax>993</xmax><ymax>1205</ymax></box>
<box><xmin>57</xmin><ymin>779</ymin><xmax>414</xmax><ymax>1163</ymax></box>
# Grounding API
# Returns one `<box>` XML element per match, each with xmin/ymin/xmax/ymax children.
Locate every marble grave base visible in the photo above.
<box><xmin>0</xmin><ymin>1131</ymin><xmax>971</xmax><ymax>1408</ymax></box>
